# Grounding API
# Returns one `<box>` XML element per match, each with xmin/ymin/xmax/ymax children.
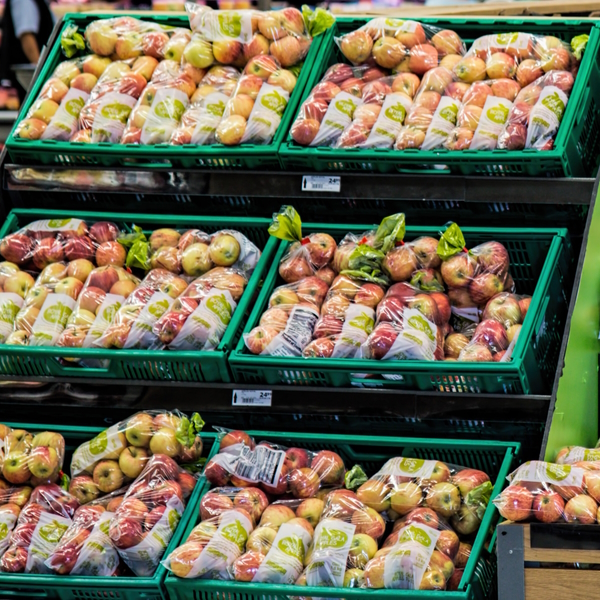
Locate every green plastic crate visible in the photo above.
<box><xmin>0</xmin><ymin>421</ymin><xmax>217</xmax><ymax>600</ymax></box>
<box><xmin>0</xmin><ymin>209</ymin><xmax>277</xmax><ymax>382</ymax></box>
<box><xmin>5</xmin><ymin>12</ymin><xmax>324</xmax><ymax>170</ymax></box>
<box><xmin>229</xmin><ymin>223</ymin><xmax>572</xmax><ymax>394</ymax></box>
<box><xmin>279</xmin><ymin>17</ymin><xmax>600</xmax><ymax>177</ymax></box>
<box><xmin>165</xmin><ymin>431</ymin><xmax>520</xmax><ymax>600</ymax></box>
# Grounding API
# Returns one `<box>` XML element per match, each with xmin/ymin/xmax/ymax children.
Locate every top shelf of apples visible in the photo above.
<box><xmin>244</xmin><ymin>207</ymin><xmax>530</xmax><ymax>363</ymax></box>
<box><xmin>291</xmin><ymin>18</ymin><xmax>585</xmax><ymax>151</ymax></box>
<box><xmin>14</xmin><ymin>5</ymin><xmax>334</xmax><ymax>146</ymax></box>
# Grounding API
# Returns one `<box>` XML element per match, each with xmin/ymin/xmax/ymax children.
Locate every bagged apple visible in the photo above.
<box><xmin>171</xmin><ymin>66</ymin><xmax>240</xmax><ymax>145</ymax></box>
<box><xmin>556</xmin><ymin>446</ymin><xmax>600</xmax><ymax>464</ymax></box>
<box><xmin>120</xmin><ymin>59</ymin><xmax>198</xmax><ymax>145</ymax></box>
<box><xmin>0</xmin><ymin>217</ymin><xmax>124</xmax><ymax>271</ymax></box>
<box><xmin>336</xmin><ymin>18</ymin><xmax>465</xmax><ymax>71</ymax></box>
<box><xmin>0</xmin><ymin>483</ymin><xmax>78</xmax><ymax>573</ymax></box>
<box><xmin>69</xmin><ymin>409</ymin><xmax>204</xmax><ymax>503</ymax></box>
<box><xmin>108</xmin><ymin>454</ymin><xmax>198</xmax><ymax>576</ymax></box>
<box><xmin>455</xmin><ymin>33</ymin><xmax>574</xmax><ymax>87</ymax></box>
<box><xmin>96</xmin><ymin>268</ymin><xmax>188</xmax><ymax>349</ymax></box>
<box><xmin>493</xmin><ymin>460</ymin><xmax>600</xmax><ymax>524</ymax></box>
<box><xmin>304</xmin><ymin>276</ymin><xmax>382</xmax><ymax>359</ymax></box>
<box><xmin>45</xmin><ymin>488</ymin><xmax>127</xmax><ymax>575</ymax></box>
<box><xmin>57</xmin><ymin>265</ymin><xmax>141</xmax><ymax>349</ymax></box>
<box><xmin>153</xmin><ymin>267</ymin><xmax>248</xmax><ymax>350</ymax></box>
<box><xmin>1</xmin><ymin>428</ymin><xmax>65</xmax><ymax>488</ymax></box>
<box><xmin>204</xmin><ymin>430</ymin><xmax>346</xmax><ymax>499</ymax></box>
<box><xmin>0</xmin><ymin>265</ymin><xmax>33</xmax><ymax>343</ymax></box>
<box><xmin>216</xmin><ymin>56</ymin><xmax>296</xmax><ymax>146</ymax></box>
<box><xmin>164</xmin><ymin>507</ymin><xmax>253</xmax><ymax>578</ymax></box>
<box><xmin>0</xmin><ymin>485</ymin><xmax>33</xmax><ymax>556</ymax></box>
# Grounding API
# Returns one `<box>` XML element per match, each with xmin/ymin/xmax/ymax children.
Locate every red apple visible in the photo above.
<box><xmin>532</xmin><ymin>490</ymin><xmax>564</xmax><ymax>523</ymax></box>
<box><xmin>496</xmin><ymin>485</ymin><xmax>533</xmax><ymax>521</ymax></box>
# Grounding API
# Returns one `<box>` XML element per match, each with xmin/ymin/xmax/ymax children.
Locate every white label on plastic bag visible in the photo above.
<box><xmin>190</xmin><ymin>92</ymin><xmax>229</xmax><ymax>144</ymax></box>
<box><xmin>170</xmin><ymin>289</ymin><xmax>236</xmax><ymax>350</ymax></box>
<box><xmin>509</xmin><ymin>460</ymin><xmax>584</xmax><ymax>487</ymax></box>
<box><xmin>189</xmin><ymin>509</ymin><xmax>254</xmax><ymax>579</ymax></box>
<box><xmin>242</xmin><ymin>84</ymin><xmax>290</xmax><ymax>145</ymax></box>
<box><xmin>142</xmin><ymin>88</ymin><xmax>189</xmax><ymax>145</ymax></box>
<box><xmin>225</xmin><ymin>442</ymin><xmax>286</xmax><ymax>486</ymax></box>
<box><xmin>92</xmin><ymin>92</ymin><xmax>136</xmax><ymax>143</ymax></box>
<box><xmin>384</xmin><ymin>524</ymin><xmax>440</xmax><ymax>589</ymax></box>
<box><xmin>422</xmin><ymin>97</ymin><xmax>461</xmax><ymax>150</ymax></box>
<box><xmin>306</xmin><ymin>518</ymin><xmax>355</xmax><ymax>588</ymax></box>
<box><xmin>253</xmin><ymin>522</ymin><xmax>312</xmax><ymax>584</ymax></box>
<box><xmin>472</xmin><ymin>32</ymin><xmax>531</xmax><ymax>53</ymax></box>
<box><xmin>369</xmin><ymin>17</ymin><xmax>418</xmax><ymax>34</ymax></box>
<box><xmin>332</xmin><ymin>304</ymin><xmax>375</xmax><ymax>358</ymax></box>
<box><xmin>471</xmin><ymin>96</ymin><xmax>513</xmax><ymax>151</ymax></box>
<box><xmin>311</xmin><ymin>92</ymin><xmax>363</xmax><ymax>147</ymax></box>
<box><xmin>71</xmin><ymin>423</ymin><xmax>126</xmax><ymax>475</ymax></box>
<box><xmin>451</xmin><ymin>305</ymin><xmax>479</xmax><ymax>323</ymax></box>
<box><xmin>525</xmin><ymin>86</ymin><xmax>568</xmax><ymax>149</ymax></box>
<box><xmin>71</xmin><ymin>512</ymin><xmax>119</xmax><ymax>576</ymax></box>
<box><xmin>556</xmin><ymin>447</ymin><xmax>600</xmax><ymax>465</ymax></box>
<box><xmin>225</xmin><ymin>230</ymin><xmax>261</xmax><ymax>276</ymax></box>
<box><xmin>382</xmin><ymin>308</ymin><xmax>437</xmax><ymax>361</ymax></box>
<box><xmin>30</xmin><ymin>293</ymin><xmax>77</xmax><ymax>346</ymax></box>
<box><xmin>83</xmin><ymin>293</ymin><xmax>125</xmax><ymax>347</ymax></box>
<box><xmin>199</xmin><ymin>10</ymin><xmax>253</xmax><ymax>42</ymax></box>
<box><xmin>27</xmin><ymin>218</ymin><xmax>86</xmax><ymax>233</ymax></box>
<box><xmin>26</xmin><ymin>512</ymin><xmax>72</xmax><ymax>574</ymax></box>
<box><xmin>0</xmin><ymin>511</ymin><xmax>17</xmax><ymax>555</ymax></box>
<box><xmin>374</xmin><ymin>457</ymin><xmax>437</xmax><ymax>480</ymax></box>
<box><xmin>42</xmin><ymin>88</ymin><xmax>90</xmax><ymax>141</ymax></box>
<box><xmin>0</xmin><ymin>293</ymin><xmax>23</xmax><ymax>343</ymax></box>
<box><xmin>264</xmin><ymin>305</ymin><xmax>319</xmax><ymax>355</ymax></box>
<box><xmin>364</xmin><ymin>93</ymin><xmax>412</xmax><ymax>148</ymax></box>
<box><xmin>117</xmin><ymin>495</ymin><xmax>184</xmax><ymax>577</ymax></box>
<box><xmin>124</xmin><ymin>291</ymin><xmax>175</xmax><ymax>349</ymax></box>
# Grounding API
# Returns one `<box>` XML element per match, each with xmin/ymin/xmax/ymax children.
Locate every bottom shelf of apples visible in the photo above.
<box><xmin>163</xmin><ymin>429</ymin><xmax>519</xmax><ymax>598</ymax></box>
<box><xmin>0</xmin><ymin>411</ymin><xmax>211</xmax><ymax>594</ymax></box>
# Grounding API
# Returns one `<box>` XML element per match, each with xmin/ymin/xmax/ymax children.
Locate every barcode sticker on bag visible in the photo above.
<box><xmin>232</xmin><ymin>443</ymin><xmax>285</xmax><ymax>487</ymax></box>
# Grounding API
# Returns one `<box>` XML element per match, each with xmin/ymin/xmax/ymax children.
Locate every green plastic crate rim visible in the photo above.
<box><xmin>0</xmin><ymin>209</ymin><xmax>278</xmax><ymax>382</ymax></box>
<box><xmin>279</xmin><ymin>17</ymin><xmax>600</xmax><ymax>177</ymax></box>
<box><xmin>165</xmin><ymin>431</ymin><xmax>520</xmax><ymax>600</ymax></box>
<box><xmin>229</xmin><ymin>222</ymin><xmax>570</xmax><ymax>394</ymax></box>
<box><xmin>5</xmin><ymin>12</ymin><xmax>324</xmax><ymax>169</ymax></box>
<box><xmin>0</xmin><ymin>421</ymin><xmax>218</xmax><ymax>600</ymax></box>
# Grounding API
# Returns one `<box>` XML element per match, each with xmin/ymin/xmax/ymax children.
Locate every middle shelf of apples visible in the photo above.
<box><xmin>0</xmin><ymin>205</ymin><xmax>574</xmax><ymax>395</ymax></box>
<box><xmin>0</xmin><ymin>414</ymin><xmax>520</xmax><ymax>597</ymax></box>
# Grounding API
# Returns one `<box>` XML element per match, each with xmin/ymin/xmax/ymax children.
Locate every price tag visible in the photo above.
<box><xmin>232</xmin><ymin>390</ymin><xmax>272</xmax><ymax>406</ymax></box>
<box><xmin>302</xmin><ymin>175</ymin><xmax>341</xmax><ymax>193</ymax></box>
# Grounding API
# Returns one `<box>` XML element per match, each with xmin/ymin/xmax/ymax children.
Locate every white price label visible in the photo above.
<box><xmin>302</xmin><ymin>176</ymin><xmax>341</xmax><ymax>193</ymax></box>
<box><xmin>232</xmin><ymin>390</ymin><xmax>272</xmax><ymax>406</ymax></box>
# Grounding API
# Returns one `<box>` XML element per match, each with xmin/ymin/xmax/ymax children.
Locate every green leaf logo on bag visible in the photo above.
<box><xmin>495</xmin><ymin>32</ymin><xmax>519</xmax><ymax>45</ymax></box>
<box><xmin>168</xmin><ymin>509</ymin><xmax>180</xmax><ymax>532</ymax></box>
<box><xmin>349</xmin><ymin>313</ymin><xmax>374</xmax><ymax>334</ymax></box>
<box><xmin>44</xmin><ymin>302</ymin><xmax>73</xmax><ymax>326</ymax></box>
<box><xmin>487</xmin><ymin>104</ymin><xmax>510</xmax><ymax>125</ymax></box>
<box><xmin>89</xmin><ymin>431</ymin><xmax>108</xmax><ymax>456</ymax></box>
<box><xmin>207</xmin><ymin>99</ymin><xmax>226</xmax><ymax>117</ymax></box>
<box><xmin>218</xmin><ymin>13</ymin><xmax>242</xmax><ymax>38</ymax></box>
<box><xmin>335</xmin><ymin>98</ymin><xmax>358</xmax><ymax>119</ymax></box>
<box><xmin>399</xmin><ymin>525</ymin><xmax>432</xmax><ymax>547</ymax></box>
<box><xmin>397</xmin><ymin>457</ymin><xmax>425</xmax><ymax>474</ymax></box>
<box><xmin>206</xmin><ymin>294</ymin><xmax>233</xmax><ymax>325</ymax></box>
<box><xmin>48</xmin><ymin>219</ymin><xmax>72</xmax><ymax>228</ymax></box>
<box><xmin>148</xmin><ymin>299</ymin><xmax>169</xmax><ymax>319</ymax></box>
<box><xmin>0</xmin><ymin>301</ymin><xmax>20</xmax><ymax>324</ymax></box>
<box><xmin>0</xmin><ymin>523</ymin><xmax>8</xmax><ymax>541</ymax></box>
<box><xmin>221</xmin><ymin>520</ymin><xmax>248</xmax><ymax>551</ymax></box>
<box><xmin>155</xmin><ymin>98</ymin><xmax>186</xmax><ymax>121</ymax></box>
<box><xmin>318</xmin><ymin>528</ymin><xmax>348</xmax><ymax>549</ymax></box>
<box><xmin>385</xmin><ymin>18</ymin><xmax>405</xmax><ymax>28</ymax></box>
<box><xmin>546</xmin><ymin>463</ymin><xmax>571</xmax><ymax>481</ymax></box>
<box><xmin>541</xmin><ymin>91</ymin><xmax>566</xmax><ymax>121</ymax></box>
<box><xmin>385</xmin><ymin>102</ymin><xmax>407</xmax><ymax>124</ymax></box>
<box><xmin>583</xmin><ymin>450</ymin><xmax>600</xmax><ymax>461</ymax></box>
<box><xmin>407</xmin><ymin>314</ymin><xmax>435</xmax><ymax>342</ymax></box>
<box><xmin>65</xmin><ymin>97</ymin><xmax>85</xmax><ymax>118</ymax></box>
<box><xmin>439</xmin><ymin>104</ymin><xmax>459</xmax><ymax>124</ymax></box>
<box><xmin>40</xmin><ymin>520</ymin><xmax>69</xmax><ymax>544</ymax></box>
<box><xmin>103</xmin><ymin>302</ymin><xmax>121</xmax><ymax>323</ymax></box>
<box><xmin>261</xmin><ymin>90</ymin><xmax>288</xmax><ymax>116</ymax></box>
<box><xmin>278</xmin><ymin>535</ymin><xmax>305</xmax><ymax>560</ymax></box>
<box><xmin>100</xmin><ymin>103</ymin><xmax>132</xmax><ymax>123</ymax></box>
<box><xmin>100</xmin><ymin>520</ymin><xmax>111</xmax><ymax>536</ymax></box>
